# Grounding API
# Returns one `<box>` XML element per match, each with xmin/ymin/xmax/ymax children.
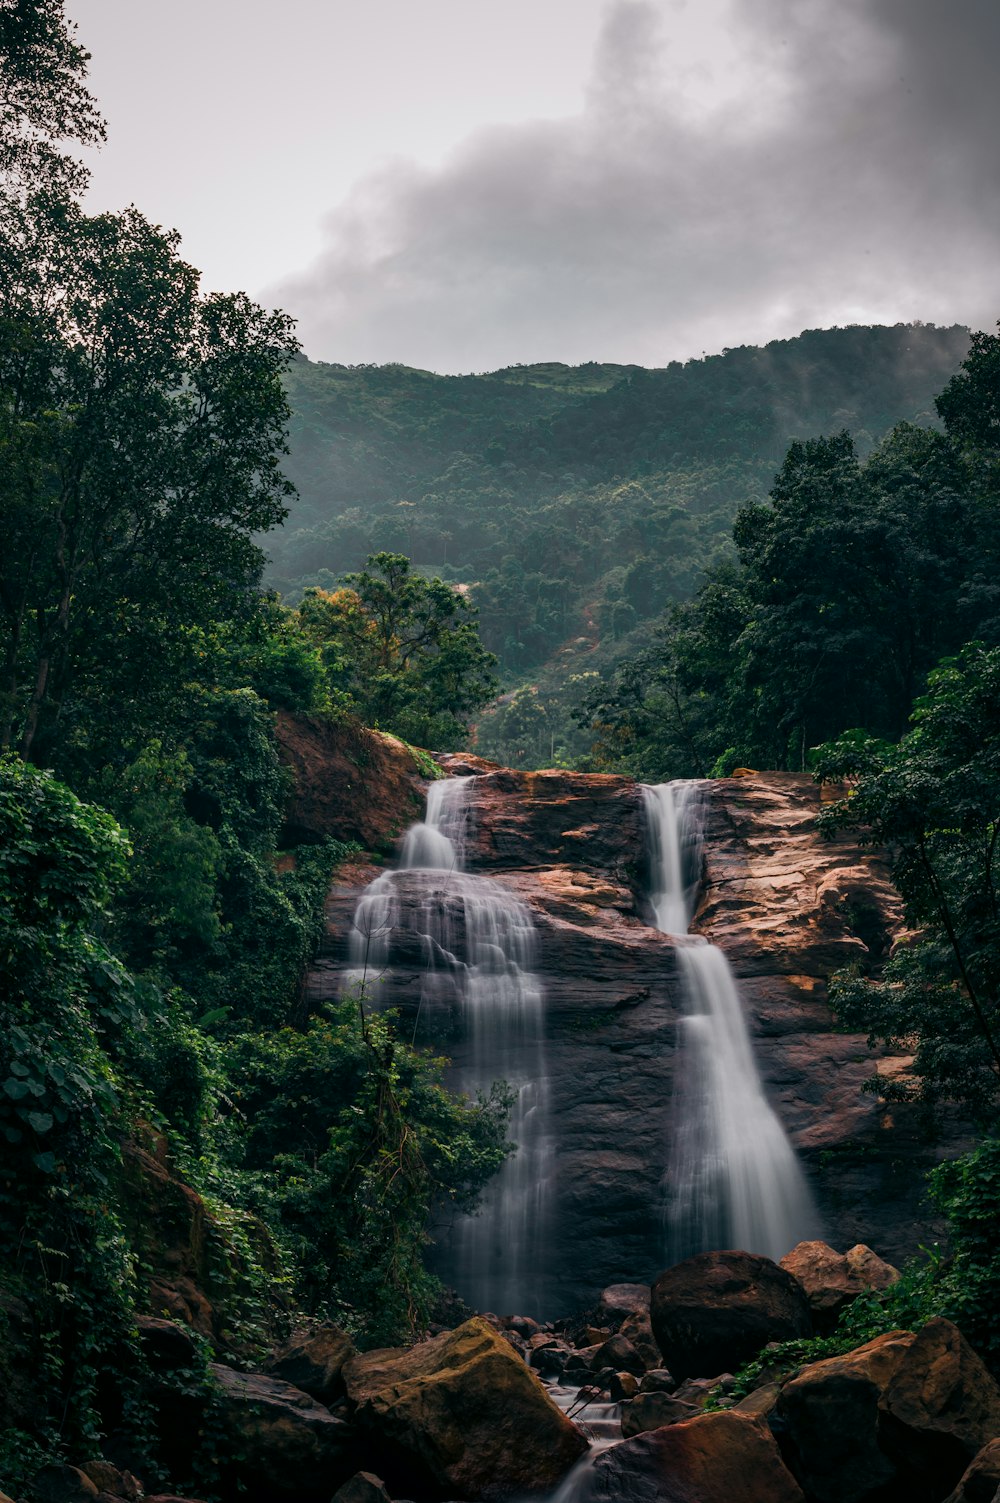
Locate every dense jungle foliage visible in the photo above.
<box><xmin>0</xmin><ymin>3</ymin><xmax>506</xmax><ymax>1485</ymax></box>
<box><xmin>4</xmin><ymin>0</ymin><xmax>1000</xmax><ymax>1492</ymax></box>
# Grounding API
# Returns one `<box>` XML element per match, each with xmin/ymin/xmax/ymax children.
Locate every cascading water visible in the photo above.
<box><xmin>644</xmin><ymin>781</ymin><xmax>820</xmax><ymax>1264</ymax></box>
<box><xmin>347</xmin><ymin>776</ymin><xmax>552</xmax><ymax>1317</ymax></box>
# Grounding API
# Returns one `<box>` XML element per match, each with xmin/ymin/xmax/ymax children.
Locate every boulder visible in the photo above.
<box><xmin>650</xmin><ymin>1251</ymin><xmax>813</xmax><ymax>1379</ymax></box>
<box><xmin>597</xmin><ymin>1283</ymin><xmax>651</xmax><ymax>1324</ymax></box>
<box><xmin>331</xmin><ymin>1474</ymin><xmax>393</xmax><ymax>1503</ymax></box>
<box><xmin>622</xmin><ymin>1390</ymin><xmax>703</xmax><ymax>1438</ymax></box>
<box><xmin>208</xmin><ymin>1363</ymin><xmax>354</xmax><ymax>1501</ymax></box>
<box><xmin>342</xmin><ymin>1316</ymin><xmax>587</xmax><ymax>1501</ymax></box>
<box><xmin>620</xmin><ymin>1309</ymin><xmax>662</xmax><ymax>1370</ymax></box>
<box><xmin>640</xmin><ymin>1368</ymin><xmax>677</xmax><ymax>1393</ymax></box>
<box><xmin>80</xmin><ymin>1460</ymin><xmax>140</xmax><ymax>1498</ymax></box>
<box><xmin>264</xmin><ymin>1324</ymin><xmax>356</xmax><ymax>1405</ymax></box>
<box><xmin>134</xmin><ymin>1315</ymin><xmax>198</xmax><ymax>1370</ymax></box>
<box><xmin>592</xmin><ymin>1333</ymin><xmax>645</xmax><ymax>1376</ymax></box>
<box><xmin>882</xmin><ymin>1318</ymin><xmax>1000</xmax><ymax>1475</ymax></box>
<box><xmin>779</xmin><ymin>1241</ymin><xmax>899</xmax><ymax>1327</ymax></box>
<box><xmin>610</xmin><ymin>1371</ymin><xmax>640</xmax><ymax>1401</ymax></box>
<box><xmin>778</xmin><ymin>1330</ymin><xmax>916</xmax><ymax>1503</ymax></box>
<box><xmin>944</xmin><ymin>1439</ymin><xmax>1000</xmax><ymax>1503</ymax></box>
<box><xmin>584</xmin><ymin>1409</ymin><xmax>805</xmax><ymax>1501</ymax></box>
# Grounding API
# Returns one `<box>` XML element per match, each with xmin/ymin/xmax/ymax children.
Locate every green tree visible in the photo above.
<box><xmin>816</xmin><ymin>643</ymin><xmax>1000</xmax><ymax>1118</ymax></box>
<box><xmin>297</xmin><ymin>552</ymin><xmax>498</xmax><ymax>747</ymax></box>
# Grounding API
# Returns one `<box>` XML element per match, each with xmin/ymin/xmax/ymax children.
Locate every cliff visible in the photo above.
<box><xmin>303</xmin><ymin>766</ymin><xmax>957</xmax><ymax>1314</ymax></box>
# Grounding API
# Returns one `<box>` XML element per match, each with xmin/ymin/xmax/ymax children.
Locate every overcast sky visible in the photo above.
<box><xmin>67</xmin><ymin>0</ymin><xmax>1000</xmax><ymax>372</ymax></box>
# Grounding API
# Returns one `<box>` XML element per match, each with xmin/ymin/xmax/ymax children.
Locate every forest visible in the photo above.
<box><xmin>4</xmin><ymin>2</ymin><xmax>1000</xmax><ymax>1501</ymax></box>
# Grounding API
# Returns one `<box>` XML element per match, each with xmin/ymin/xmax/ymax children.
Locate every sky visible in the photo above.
<box><xmin>67</xmin><ymin>0</ymin><xmax>1000</xmax><ymax>373</ymax></box>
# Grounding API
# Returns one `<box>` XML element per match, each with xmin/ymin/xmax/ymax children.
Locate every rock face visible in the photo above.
<box><xmin>305</xmin><ymin>766</ymin><xmax>958</xmax><ymax>1312</ymax></box>
<box><xmin>650</xmin><ymin>1250</ymin><xmax>813</xmax><ymax>1380</ymax></box>
<box><xmin>274</xmin><ymin>711</ymin><xmax>426</xmax><ymax>850</ymax></box>
<box><xmin>208</xmin><ymin>1364</ymin><xmax>354</xmax><ymax>1502</ymax></box>
<box><xmin>263</xmin><ymin>1325</ymin><xmax>356</xmax><ymax>1405</ymax></box>
<box><xmin>341</xmin><ymin>1316</ymin><xmax>587</xmax><ymax>1500</ymax></box>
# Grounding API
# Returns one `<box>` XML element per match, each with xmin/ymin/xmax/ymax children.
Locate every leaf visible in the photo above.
<box><xmin>32</xmin><ymin>1151</ymin><xmax>57</xmax><ymax>1173</ymax></box>
<box><xmin>3</xmin><ymin>1078</ymin><xmax>29</xmax><ymax>1100</ymax></box>
<box><xmin>27</xmin><ymin>1112</ymin><xmax>53</xmax><ymax>1134</ymax></box>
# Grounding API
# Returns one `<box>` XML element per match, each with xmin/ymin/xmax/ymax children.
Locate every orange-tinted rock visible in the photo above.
<box><xmin>120</xmin><ymin>1140</ymin><xmax>214</xmax><ymax>1338</ymax></box>
<box><xmin>651</xmin><ymin>1250</ymin><xmax>813</xmax><ymax>1380</ymax></box>
<box><xmin>883</xmin><ymin>1318</ymin><xmax>1000</xmax><ymax>1466</ymax></box>
<box><xmin>342</xmin><ymin>1317</ymin><xmax>587</xmax><ymax>1501</ymax></box>
<box><xmin>585</xmin><ymin>1409</ymin><xmax>805</xmax><ymax>1502</ymax></box>
<box><xmin>779</xmin><ymin>1241</ymin><xmax>899</xmax><ymax>1326</ymax></box>
<box><xmin>778</xmin><ymin>1330</ymin><xmax>916</xmax><ymax>1503</ymax></box>
<box><xmin>943</xmin><ymin>1438</ymin><xmax>1000</xmax><ymax>1502</ymax></box>
<box><xmin>306</xmin><ymin>768</ymin><xmax>960</xmax><ymax>1309</ymax></box>
<box><xmin>275</xmin><ymin>711</ymin><xmax>426</xmax><ymax>850</ymax></box>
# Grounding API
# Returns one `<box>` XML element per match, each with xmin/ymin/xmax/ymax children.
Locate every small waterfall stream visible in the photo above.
<box><xmin>347</xmin><ymin>776</ymin><xmax>552</xmax><ymax>1316</ymax></box>
<box><xmin>644</xmin><ymin>781</ymin><xmax>820</xmax><ymax>1263</ymax></box>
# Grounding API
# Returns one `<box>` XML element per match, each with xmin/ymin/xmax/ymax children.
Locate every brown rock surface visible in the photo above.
<box><xmin>778</xmin><ymin>1330</ymin><xmax>916</xmax><ymax>1503</ymax></box>
<box><xmin>208</xmin><ymin>1364</ymin><xmax>354</xmax><ymax>1501</ymax></box>
<box><xmin>275</xmin><ymin>711</ymin><xmax>426</xmax><ymax>850</ymax></box>
<box><xmin>330</xmin><ymin>1474</ymin><xmax>392</xmax><ymax>1503</ymax></box>
<box><xmin>120</xmin><ymin>1140</ymin><xmax>215</xmax><ymax>1338</ymax></box>
<box><xmin>341</xmin><ymin>1316</ymin><xmax>587</xmax><ymax>1500</ymax></box>
<box><xmin>306</xmin><ymin>767</ymin><xmax>962</xmax><ymax>1310</ymax></box>
<box><xmin>944</xmin><ymin>1439</ymin><xmax>1000</xmax><ymax>1503</ymax></box>
<box><xmin>585</xmin><ymin>1409</ymin><xmax>805</xmax><ymax>1502</ymax></box>
<box><xmin>882</xmin><ymin>1318</ymin><xmax>1000</xmax><ymax>1466</ymax></box>
<box><xmin>264</xmin><ymin>1324</ymin><xmax>356</xmax><ymax>1405</ymax></box>
<box><xmin>651</xmin><ymin>1250</ymin><xmax>813</xmax><ymax>1380</ymax></box>
<box><xmin>779</xmin><ymin>1240</ymin><xmax>899</xmax><ymax>1326</ymax></box>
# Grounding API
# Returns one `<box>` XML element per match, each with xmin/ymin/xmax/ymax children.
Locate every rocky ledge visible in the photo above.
<box><xmin>304</xmin><ymin>766</ymin><xmax>961</xmax><ymax>1311</ymax></box>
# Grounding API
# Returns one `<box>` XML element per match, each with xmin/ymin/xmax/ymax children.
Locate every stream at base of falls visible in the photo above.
<box><xmin>643</xmin><ymin>780</ymin><xmax>821</xmax><ymax>1264</ymax></box>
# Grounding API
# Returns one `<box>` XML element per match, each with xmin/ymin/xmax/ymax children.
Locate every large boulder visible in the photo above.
<box><xmin>264</xmin><ymin>1324</ymin><xmax>356</xmax><ymax>1405</ymax></box>
<box><xmin>943</xmin><ymin>1439</ymin><xmax>1000</xmax><ymax>1503</ymax></box>
<box><xmin>208</xmin><ymin>1364</ymin><xmax>354</xmax><ymax>1502</ymax></box>
<box><xmin>342</xmin><ymin>1316</ymin><xmax>587</xmax><ymax>1500</ymax></box>
<box><xmin>650</xmin><ymin>1250</ymin><xmax>813</xmax><ymax>1379</ymax></box>
<box><xmin>583</xmin><ymin>1409</ymin><xmax>805</xmax><ymax>1502</ymax></box>
<box><xmin>882</xmin><ymin>1318</ymin><xmax>1000</xmax><ymax>1479</ymax></box>
<box><xmin>778</xmin><ymin>1330</ymin><xmax>915</xmax><ymax>1503</ymax></box>
<box><xmin>779</xmin><ymin>1241</ymin><xmax>899</xmax><ymax>1327</ymax></box>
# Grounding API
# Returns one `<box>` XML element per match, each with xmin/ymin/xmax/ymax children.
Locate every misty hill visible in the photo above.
<box><xmin>268</xmin><ymin>323</ymin><xmax>970</xmax><ymax>701</ymax></box>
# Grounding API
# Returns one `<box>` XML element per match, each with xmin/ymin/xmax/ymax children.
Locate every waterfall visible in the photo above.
<box><xmin>347</xmin><ymin>776</ymin><xmax>551</xmax><ymax>1317</ymax></box>
<box><xmin>643</xmin><ymin>782</ymin><xmax>819</xmax><ymax>1264</ymax></box>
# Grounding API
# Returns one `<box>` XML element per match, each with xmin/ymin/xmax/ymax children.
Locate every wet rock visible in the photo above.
<box><xmin>331</xmin><ymin>1473</ymin><xmax>393</xmax><ymax>1503</ymax></box>
<box><xmin>342</xmin><ymin>1316</ymin><xmax>587</xmax><ymax>1501</ymax></box>
<box><xmin>208</xmin><ymin>1363</ymin><xmax>354</xmax><ymax>1501</ymax></box>
<box><xmin>597</xmin><ymin>1283</ymin><xmax>651</xmax><ymax>1324</ymax></box>
<box><xmin>777</xmin><ymin>1329</ymin><xmax>916</xmax><ymax>1503</ymax></box>
<box><xmin>621</xmin><ymin>1389</ymin><xmax>703</xmax><ymax>1437</ymax></box>
<box><xmin>779</xmin><ymin>1241</ymin><xmax>899</xmax><ymax>1328</ymax></box>
<box><xmin>639</xmin><ymin>1368</ymin><xmax>677</xmax><ymax>1393</ymax></box>
<box><xmin>943</xmin><ymin>1439</ymin><xmax>1000</xmax><ymax>1503</ymax></box>
<box><xmin>650</xmin><ymin>1250</ymin><xmax>813</xmax><ymax>1379</ymax></box>
<box><xmin>585</xmin><ymin>1408</ymin><xmax>805</xmax><ymax>1501</ymax></box>
<box><xmin>610</xmin><ymin>1371</ymin><xmax>640</xmax><ymax>1402</ymax></box>
<box><xmin>619</xmin><ymin>1309</ymin><xmax>662</xmax><ymax>1371</ymax></box>
<box><xmin>593</xmin><ymin>1333</ymin><xmax>645</xmax><ymax>1376</ymax></box>
<box><xmin>731</xmin><ymin>1382</ymin><xmax>782</xmax><ymax>1419</ymax></box>
<box><xmin>263</xmin><ymin>1324</ymin><xmax>356</xmax><ymax>1405</ymax></box>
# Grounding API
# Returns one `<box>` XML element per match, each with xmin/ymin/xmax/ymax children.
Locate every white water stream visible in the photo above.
<box><xmin>644</xmin><ymin>781</ymin><xmax>820</xmax><ymax>1264</ymax></box>
<box><xmin>347</xmin><ymin>776</ymin><xmax>552</xmax><ymax>1316</ymax></box>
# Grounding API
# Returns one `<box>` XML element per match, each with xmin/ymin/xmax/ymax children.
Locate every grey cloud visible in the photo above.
<box><xmin>271</xmin><ymin>0</ymin><xmax>1000</xmax><ymax>371</ymax></box>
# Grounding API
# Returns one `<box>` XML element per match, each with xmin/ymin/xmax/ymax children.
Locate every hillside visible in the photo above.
<box><xmin>267</xmin><ymin>323</ymin><xmax>970</xmax><ymax>760</ymax></box>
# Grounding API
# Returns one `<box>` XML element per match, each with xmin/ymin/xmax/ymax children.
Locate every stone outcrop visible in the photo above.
<box><xmin>305</xmin><ymin>766</ymin><xmax>958</xmax><ymax>1311</ymax></box>
<box><xmin>583</xmin><ymin>1409</ymin><xmax>806</xmax><ymax>1502</ymax></box>
<box><xmin>650</xmin><ymin>1250</ymin><xmax>813</xmax><ymax>1380</ymax></box>
<box><xmin>263</xmin><ymin>1324</ymin><xmax>356</xmax><ymax>1405</ymax></box>
<box><xmin>341</xmin><ymin>1316</ymin><xmax>587</xmax><ymax>1500</ymax></box>
<box><xmin>779</xmin><ymin>1240</ymin><xmax>900</xmax><ymax>1328</ymax></box>
<box><xmin>274</xmin><ymin>711</ymin><xmax>426</xmax><ymax>850</ymax></box>
<box><xmin>208</xmin><ymin>1364</ymin><xmax>355</xmax><ymax>1502</ymax></box>
<box><xmin>944</xmin><ymin>1439</ymin><xmax>1000</xmax><ymax>1503</ymax></box>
